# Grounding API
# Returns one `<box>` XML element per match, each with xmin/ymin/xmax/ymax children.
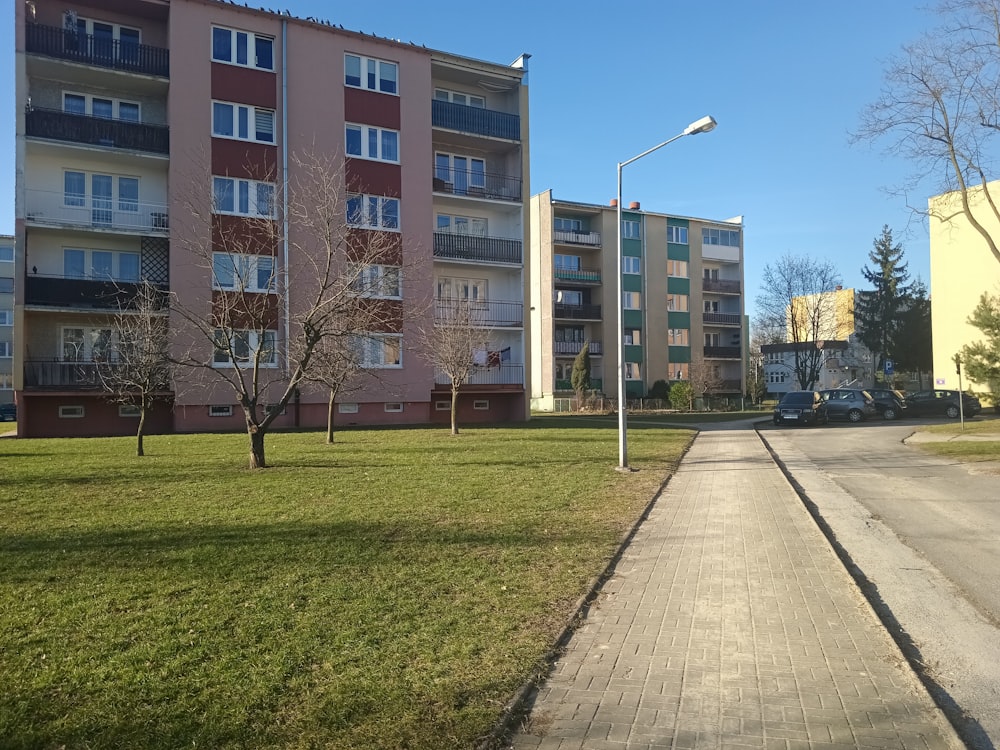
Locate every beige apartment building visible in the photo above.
<box><xmin>0</xmin><ymin>235</ymin><xmax>13</xmax><ymax>409</ymax></box>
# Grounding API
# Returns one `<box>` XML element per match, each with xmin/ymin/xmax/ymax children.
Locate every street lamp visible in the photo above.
<box><xmin>616</xmin><ymin>115</ymin><xmax>717</xmax><ymax>471</ymax></box>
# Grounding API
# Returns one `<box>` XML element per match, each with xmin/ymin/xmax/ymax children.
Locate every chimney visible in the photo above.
<box><xmin>629</xmin><ymin>201</ymin><xmax>640</xmax><ymax>210</ymax></box>
<box><xmin>835</xmin><ymin>285</ymin><xmax>843</xmax><ymax>291</ymax></box>
<box><xmin>609</xmin><ymin>198</ymin><xmax>618</xmax><ymax>207</ymax></box>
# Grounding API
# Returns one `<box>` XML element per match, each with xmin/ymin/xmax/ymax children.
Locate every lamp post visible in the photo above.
<box><xmin>616</xmin><ymin>115</ymin><xmax>717</xmax><ymax>470</ymax></box>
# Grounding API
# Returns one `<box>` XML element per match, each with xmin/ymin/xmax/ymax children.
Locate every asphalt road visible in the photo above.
<box><xmin>758</xmin><ymin>416</ymin><xmax>1000</xmax><ymax>750</ymax></box>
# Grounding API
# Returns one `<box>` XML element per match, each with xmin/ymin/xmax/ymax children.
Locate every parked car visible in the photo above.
<box><xmin>773</xmin><ymin>391</ymin><xmax>828</xmax><ymax>426</ymax></box>
<box><xmin>904</xmin><ymin>389</ymin><xmax>982</xmax><ymax>418</ymax></box>
<box><xmin>818</xmin><ymin>389</ymin><xmax>878</xmax><ymax>422</ymax></box>
<box><xmin>865</xmin><ymin>388</ymin><xmax>907</xmax><ymax>420</ymax></box>
<box><xmin>0</xmin><ymin>403</ymin><xmax>15</xmax><ymax>422</ymax></box>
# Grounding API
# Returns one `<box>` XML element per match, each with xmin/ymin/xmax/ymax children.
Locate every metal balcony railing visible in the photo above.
<box><xmin>26</xmin><ymin>108</ymin><xmax>169</xmax><ymax>154</ymax></box>
<box><xmin>703</xmin><ymin>346</ymin><xmax>742</xmax><ymax>359</ymax></box>
<box><xmin>702</xmin><ymin>312</ymin><xmax>742</xmax><ymax>326</ymax></box>
<box><xmin>432</xmin><ymin>169</ymin><xmax>521</xmax><ymax>202</ymax></box>
<box><xmin>433</xmin><ymin>299</ymin><xmax>523</xmax><ymax>327</ymax></box>
<box><xmin>554</xmin><ymin>229</ymin><xmax>601</xmax><ymax>246</ymax></box>
<box><xmin>702</xmin><ymin>278</ymin><xmax>741</xmax><ymax>294</ymax></box>
<box><xmin>556</xmin><ymin>378</ymin><xmax>604</xmax><ymax>392</ymax></box>
<box><xmin>25</xmin><ymin>276</ymin><xmax>168</xmax><ymax>310</ymax></box>
<box><xmin>435</xmin><ymin>363</ymin><xmax>524</xmax><ymax>386</ymax></box>
<box><xmin>26</xmin><ymin>23</ymin><xmax>169</xmax><ymax>77</ymax></box>
<box><xmin>431</xmin><ymin>100</ymin><xmax>520</xmax><ymax>140</ymax></box>
<box><xmin>554</xmin><ymin>303</ymin><xmax>602</xmax><ymax>320</ymax></box>
<box><xmin>25</xmin><ymin>189</ymin><xmax>169</xmax><ymax>234</ymax></box>
<box><xmin>554</xmin><ymin>268</ymin><xmax>601</xmax><ymax>284</ymax></box>
<box><xmin>554</xmin><ymin>341</ymin><xmax>602</xmax><ymax>355</ymax></box>
<box><xmin>24</xmin><ymin>359</ymin><xmax>106</xmax><ymax>389</ymax></box>
<box><xmin>432</xmin><ymin>232</ymin><xmax>522</xmax><ymax>264</ymax></box>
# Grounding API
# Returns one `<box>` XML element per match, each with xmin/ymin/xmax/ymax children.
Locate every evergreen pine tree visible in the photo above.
<box><xmin>570</xmin><ymin>342</ymin><xmax>591</xmax><ymax>409</ymax></box>
<box><xmin>855</xmin><ymin>225</ymin><xmax>911</xmax><ymax>378</ymax></box>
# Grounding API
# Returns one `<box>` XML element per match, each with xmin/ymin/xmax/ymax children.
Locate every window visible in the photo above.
<box><xmin>554</xmin><ymin>217</ymin><xmax>583</xmax><ymax>232</ymax></box>
<box><xmin>434</xmin><ymin>88</ymin><xmax>485</xmax><ymax>108</ymax></box>
<box><xmin>212</xmin><ymin>329</ymin><xmax>277</xmax><ymax>367</ymax></box>
<box><xmin>63</xmin><ymin>248</ymin><xmax>140</xmax><ymax>282</ymax></box>
<box><xmin>705</xmin><ymin>333</ymin><xmax>721</xmax><ymax>347</ymax></box>
<box><xmin>212</xmin><ymin>101</ymin><xmax>275</xmax><ymax>143</ymax></box>
<box><xmin>704</xmin><ymin>268</ymin><xmax>719</xmax><ymax>280</ymax></box>
<box><xmin>555</xmin><ymin>326</ymin><xmax>585</xmax><ymax>343</ymax></box>
<box><xmin>0</xmin><ymin>311</ymin><xmax>11</xmax><ymax>326</ymax></box>
<box><xmin>212</xmin><ymin>253</ymin><xmax>276</xmax><ymax>293</ymax></box>
<box><xmin>672</xmin><ymin>363</ymin><xmax>689</xmax><ymax>380</ymax></box>
<box><xmin>436</xmin><ymin>214</ymin><xmax>487</xmax><ymax>236</ymax></box>
<box><xmin>437</xmin><ymin>276</ymin><xmax>486</xmax><ymax>301</ymax></box>
<box><xmin>0</xmin><ymin>279</ymin><xmax>12</xmax><ymax>294</ymax></box>
<box><xmin>557</xmin><ymin>289</ymin><xmax>582</xmax><ymax>306</ymax></box>
<box><xmin>212</xmin><ymin>177</ymin><xmax>275</xmax><ymax>218</ymax></box>
<box><xmin>119</xmin><ymin>404</ymin><xmax>141</xmax><ymax>417</ymax></box>
<box><xmin>64</xmin><ymin>92</ymin><xmax>141</xmax><ymax>121</ymax></box>
<box><xmin>350</xmin><ymin>264</ymin><xmax>401</xmax><ymax>298</ymax></box>
<box><xmin>0</xmin><ymin>342</ymin><xmax>11</xmax><ymax>358</ymax></box>
<box><xmin>345</xmin><ymin>54</ymin><xmax>398</xmax><ymax>94</ymax></box>
<box><xmin>555</xmin><ymin>254</ymin><xmax>582</xmax><ymax>271</ymax></box>
<box><xmin>384</xmin><ymin>402</ymin><xmax>404</xmax><ymax>412</ymax></box>
<box><xmin>668</xmin><ymin>329</ymin><xmax>689</xmax><ymax>346</ymax></box>
<box><xmin>435</xmin><ymin>401</ymin><xmax>450</xmax><ymax>411</ymax></box>
<box><xmin>62</xmin><ymin>326</ymin><xmax>115</xmax><ymax>361</ymax></box>
<box><xmin>352</xmin><ymin>334</ymin><xmax>402</xmax><ymax>368</ymax></box>
<box><xmin>702</xmin><ymin>227</ymin><xmax>741</xmax><ymax>247</ymax></box>
<box><xmin>624</xmin><ymin>329</ymin><xmax>641</xmax><ymax>346</ymax></box>
<box><xmin>347</xmin><ymin>194</ymin><xmax>400</xmax><ymax>230</ymax></box>
<box><xmin>667</xmin><ymin>226</ymin><xmax>688</xmax><ymax>244</ymax></box>
<box><xmin>67</xmin><ymin>17</ymin><xmax>140</xmax><ymax>64</ymax></box>
<box><xmin>666</xmin><ymin>294</ymin><xmax>688</xmax><ymax>312</ymax></box>
<box><xmin>64</xmin><ymin>171</ymin><xmax>140</xmax><ymax>218</ymax></box>
<box><xmin>473</xmin><ymin>400</ymin><xmax>490</xmax><ymax>410</ymax></box>
<box><xmin>435</xmin><ymin>153</ymin><xmax>486</xmax><ymax>195</ymax></box>
<box><xmin>623</xmin><ymin>291</ymin><xmax>641</xmax><ymax>310</ymax></box>
<box><xmin>704</xmin><ymin>300</ymin><xmax>719</xmax><ymax>312</ymax></box>
<box><xmin>622</xmin><ymin>256</ymin><xmax>641</xmax><ymax>274</ymax></box>
<box><xmin>345</xmin><ymin>124</ymin><xmax>399</xmax><ymax>163</ymax></box>
<box><xmin>209</xmin><ymin>405</ymin><xmax>234</xmax><ymax>417</ymax></box>
<box><xmin>667</xmin><ymin>260</ymin><xmax>688</xmax><ymax>277</ymax></box>
<box><xmin>768</xmin><ymin>371</ymin><xmax>788</xmax><ymax>384</ymax></box>
<box><xmin>0</xmin><ymin>374</ymin><xmax>12</xmax><ymax>390</ymax></box>
<box><xmin>212</xmin><ymin>26</ymin><xmax>274</xmax><ymax>71</ymax></box>
<box><xmin>622</xmin><ymin>220</ymin><xmax>640</xmax><ymax>239</ymax></box>
<box><xmin>59</xmin><ymin>405</ymin><xmax>85</xmax><ymax>419</ymax></box>
<box><xmin>338</xmin><ymin>403</ymin><xmax>360</xmax><ymax>414</ymax></box>
<box><xmin>0</xmin><ymin>245</ymin><xmax>12</xmax><ymax>263</ymax></box>
<box><xmin>625</xmin><ymin>362</ymin><xmax>641</xmax><ymax>380</ymax></box>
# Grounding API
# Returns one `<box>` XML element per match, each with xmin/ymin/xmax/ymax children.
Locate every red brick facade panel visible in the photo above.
<box><xmin>345</xmin><ymin>159</ymin><xmax>401</xmax><ymax>198</ymax></box>
<box><xmin>212</xmin><ymin>215</ymin><xmax>280</xmax><ymax>257</ymax></box>
<box><xmin>346</xmin><ymin>229</ymin><xmax>402</xmax><ymax>265</ymax></box>
<box><xmin>211</xmin><ymin>140</ymin><xmax>278</xmax><ymax>180</ymax></box>
<box><xmin>211</xmin><ymin>63</ymin><xmax>277</xmax><ymax>109</ymax></box>
<box><xmin>344</xmin><ymin>87</ymin><xmax>400</xmax><ymax>130</ymax></box>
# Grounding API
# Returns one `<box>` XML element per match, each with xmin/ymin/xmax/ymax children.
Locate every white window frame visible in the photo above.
<box><xmin>666</xmin><ymin>294</ymin><xmax>688</xmax><ymax>312</ymax></box>
<box><xmin>557</xmin><ymin>289</ymin><xmax>583</xmax><ymax>306</ymax></box>
<box><xmin>668</xmin><ymin>329</ymin><xmax>689</xmax><ymax>346</ymax></box>
<box><xmin>338</xmin><ymin>402</ymin><xmax>359</xmax><ymax>414</ymax></box>
<box><xmin>554</xmin><ymin>217</ymin><xmax>583</xmax><ymax>232</ymax></box>
<box><xmin>119</xmin><ymin>404</ymin><xmax>142</xmax><ymax>418</ymax></box>
<box><xmin>434</xmin><ymin>152</ymin><xmax>486</xmax><ymax>193</ymax></box>
<box><xmin>212</xmin><ymin>329</ymin><xmax>277</xmax><ymax>368</ymax></box>
<box><xmin>0</xmin><ymin>246</ymin><xmax>13</xmax><ymax>263</ymax></box>
<box><xmin>212</xmin><ymin>100</ymin><xmax>274</xmax><ymax>144</ymax></box>
<box><xmin>350</xmin><ymin>264</ymin><xmax>401</xmax><ymax>299</ymax></box>
<box><xmin>0</xmin><ymin>342</ymin><xmax>11</xmax><ymax>358</ymax></box>
<box><xmin>63</xmin><ymin>247</ymin><xmax>140</xmax><ymax>282</ymax></box>
<box><xmin>211</xmin><ymin>26</ymin><xmax>274</xmax><ymax>71</ymax></box>
<box><xmin>212</xmin><ymin>176</ymin><xmax>275</xmax><ymax>219</ymax></box>
<box><xmin>702</xmin><ymin>227</ymin><xmax>741</xmax><ymax>247</ymax></box>
<box><xmin>61</xmin><ymin>326</ymin><xmax>116</xmax><ymax>362</ymax></box>
<box><xmin>667</xmin><ymin>260</ymin><xmax>688</xmax><ymax>278</ymax></box>
<box><xmin>0</xmin><ymin>374</ymin><xmax>12</xmax><ymax>390</ymax></box>
<box><xmin>384</xmin><ymin>402</ymin><xmax>404</xmax><ymax>413</ymax></box>
<box><xmin>63</xmin><ymin>91</ymin><xmax>141</xmax><ymax>121</ymax></box>
<box><xmin>434</xmin><ymin>88</ymin><xmax>485</xmax><ymax>108</ymax></box>
<box><xmin>345</xmin><ymin>123</ymin><xmax>399</xmax><ymax>163</ymax></box>
<box><xmin>435</xmin><ymin>214</ymin><xmax>487</xmax><ymax>236</ymax></box>
<box><xmin>555</xmin><ymin>254</ymin><xmax>581</xmax><ymax>271</ymax></box>
<box><xmin>209</xmin><ymin>405</ymin><xmax>234</xmax><ymax>417</ymax></box>
<box><xmin>345</xmin><ymin>53</ymin><xmax>398</xmax><ymax>95</ymax></box>
<box><xmin>623</xmin><ymin>291</ymin><xmax>641</xmax><ymax>310</ymax></box>
<box><xmin>212</xmin><ymin>252</ymin><xmax>276</xmax><ymax>294</ymax></box>
<box><xmin>63</xmin><ymin>171</ymin><xmax>140</xmax><ymax>213</ymax></box>
<box><xmin>436</xmin><ymin>276</ymin><xmax>487</xmax><ymax>302</ymax></box>
<box><xmin>435</xmin><ymin>401</ymin><xmax>450</xmax><ymax>411</ymax></box>
<box><xmin>623</xmin><ymin>329</ymin><xmax>641</xmax><ymax>346</ymax></box>
<box><xmin>347</xmin><ymin>193</ymin><xmax>400</xmax><ymax>230</ymax></box>
<box><xmin>353</xmin><ymin>333</ymin><xmax>403</xmax><ymax>368</ymax></box>
<box><xmin>667</xmin><ymin>226</ymin><xmax>689</xmax><ymax>244</ymax></box>
<box><xmin>473</xmin><ymin>400</ymin><xmax>490</xmax><ymax>410</ymax></box>
<box><xmin>624</xmin><ymin>362</ymin><xmax>641</xmax><ymax>380</ymax></box>
<box><xmin>0</xmin><ymin>311</ymin><xmax>11</xmax><ymax>326</ymax></box>
<box><xmin>622</xmin><ymin>256</ymin><xmax>640</xmax><ymax>275</ymax></box>
<box><xmin>622</xmin><ymin>220</ymin><xmax>640</xmax><ymax>239</ymax></box>
<box><xmin>59</xmin><ymin>405</ymin><xmax>85</xmax><ymax>418</ymax></box>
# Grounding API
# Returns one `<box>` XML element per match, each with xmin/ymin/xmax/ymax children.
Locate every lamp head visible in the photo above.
<box><xmin>684</xmin><ymin>115</ymin><xmax>717</xmax><ymax>136</ymax></box>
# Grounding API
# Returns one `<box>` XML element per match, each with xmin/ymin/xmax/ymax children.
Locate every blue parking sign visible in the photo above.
<box><xmin>884</xmin><ymin>359</ymin><xmax>894</xmax><ymax>375</ymax></box>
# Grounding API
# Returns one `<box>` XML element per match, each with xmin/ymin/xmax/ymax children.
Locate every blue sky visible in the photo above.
<box><xmin>1</xmin><ymin>1</ymin><xmax>941</xmax><ymax>319</ymax></box>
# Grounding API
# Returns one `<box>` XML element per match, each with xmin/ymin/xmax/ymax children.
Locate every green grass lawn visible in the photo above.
<box><xmin>0</xmin><ymin>419</ymin><xmax>693</xmax><ymax>749</ymax></box>
<box><xmin>911</xmin><ymin>413</ymin><xmax>1000</xmax><ymax>464</ymax></box>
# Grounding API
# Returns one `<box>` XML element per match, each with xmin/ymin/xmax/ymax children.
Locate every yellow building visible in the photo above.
<box><xmin>928</xmin><ymin>183</ymin><xmax>1000</xmax><ymax>399</ymax></box>
<box><xmin>788</xmin><ymin>287</ymin><xmax>856</xmax><ymax>341</ymax></box>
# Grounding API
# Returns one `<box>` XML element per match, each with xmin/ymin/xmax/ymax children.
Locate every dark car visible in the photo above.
<box><xmin>905</xmin><ymin>389</ymin><xmax>982</xmax><ymax>418</ymax></box>
<box><xmin>773</xmin><ymin>391</ymin><xmax>828</xmax><ymax>426</ymax></box>
<box><xmin>818</xmin><ymin>389</ymin><xmax>878</xmax><ymax>422</ymax></box>
<box><xmin>0</xmin><ymin>403</ymin><xmax>15</xmax><ymax>422</ymax></box>
<box><xmin>866</xmin><ymin>388</ymin><xmax>907</xmax><ymax>420</ymax></box>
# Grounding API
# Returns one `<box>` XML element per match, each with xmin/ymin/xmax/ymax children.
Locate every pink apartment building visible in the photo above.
<box><xmin>14</xmin><ymin>0</ymin><xmax>530</xmax><ymax>437</ymax></box>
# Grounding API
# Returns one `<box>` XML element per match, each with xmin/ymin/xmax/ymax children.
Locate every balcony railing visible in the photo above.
<box><xmin>431</xmin><ymin>100</ymin><xmax>520</xmax><ymax>140</ymax></box>
<box><xmin>24</xmin><ymin>359</ymin><xmax>105</xmax><ymax>390</ymax></box>
<box><xmin>554</xmin><ymin>268</ymin><xmax>601</xmax><ymax>284</ymax></box>
<box><xmin>703</xmin><ymin>346</ymin><xmax>742</xmax><ymax>359</ymax></box>
<box><xmin>25</xmin><ymin>276</ymin><xmax>168</xmax><ymax>310</ymax></box>
<box><xmin>554</xmin><ymin>229</ymin><xmax>601</xmax><ymax>246</ymax></box>
<box><xmin>556</xmin><ymin>378</ymin><xmax>604</xmax><ymax>392</ymax></box>
<box><xmin>434</xmin><ymin>299</ymin><xmax>523</xmax><ymax>327</ymax></box>
<box><xmin>433</xmin><ymin>232</ymin><xmax>522</xmax><ymax>264</ymax></box>
<box><xmin>702</xmin><ymin>278</ymin><xmax>741</xmax><ymax>294</ymax></box>
<box><xmin>432</xmin><ymin>171</ymin><xmax>521</xmax><ymax>202</ymax></box>
<box><xmin>26</xmin><ymin>107</ymin><xmax>169</xmax><ymax>154</ymax></box>
<box><xmin>554</xmin><ymin>303</ymin><xmax>601</xmax><ymax>320</ymax></box>
<box><xmin>435</xmin><ymin>363</ymin><xmax>524</xmax><ymax>386</ymax></box>
<box><xmin>703</xmin><ymin>312</ymin><xmax>742</xmax><ymax>326</ymax></box>
<box><xmin>25</xmin><ymin>189</ymin><xmax>169</xmax><ymax>234</ymax></box>
<box><xmin>26</xmin><ymin>23</ymin><xmax>170</xmax><ymax>77</ymax></box>
<box><xmin>710</xmin><ymin>379</ymin><xmax>743</xmax><ymax>393</ymax></box>
<box><xmin>554</xmin><ymin>341</ymin><xmax>602</xmax><ymax>355</ymax></box>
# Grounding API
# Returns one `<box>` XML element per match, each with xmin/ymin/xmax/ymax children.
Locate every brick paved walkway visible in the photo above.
<box><xmin>507</xmin><ymin>426</ymin><xmax>962</xmax><ymax>749</ymax></box>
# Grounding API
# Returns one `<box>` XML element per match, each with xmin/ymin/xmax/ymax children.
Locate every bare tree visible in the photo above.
<box><xmin>854</xmin><ymin>0</ymin><xmax>1000</xmax><ymax>265</ymax></box>
<box><xmin>303</xmin><ymin>327</ymin><xmax>364</xmax><ymax>445</ymax></box>
<box><xmin>97</xmin><ymin>280</ymin><xmax>171</xmax><ymax>456</ymax></box>
<box><xmin>756</xmin><ymin>254</ymin><xmax>843</xmax><ymax>391</ymax></box>
<box><xmin>688</xmin><ymin>357</ymin><xmax>724</xmax><ymax>408</ymax></box>
<box><xmin>171</xmin><ymin>151</ymin><xmax>401</xmax><ymax>468</ymax></box>
<box><xmin>422</xmin><ymin>297</ymin><xmax>491</xmax><ymax>435</ymax></box>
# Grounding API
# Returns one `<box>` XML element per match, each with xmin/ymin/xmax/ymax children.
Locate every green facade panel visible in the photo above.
<box><xmin>667</xmin><ymin>277</ymin><xmax>690</xmax><ymax>295</ymax></box>
<box><xmin>624</xmin><ymin>344</ymin><xmax>643</xmax><ymax>362</ymax></box>
<box><xmin>623</xmin><ymin>275</ymin><xmax>643</xmax><ymax>293</ymax></box>
<box><xmin>668</xmin><ymin>311</ymin><xmax>691</xmax><ymax>328</ymax></box>
<box><xmin>667</xmin><ymin>244</ymin><xmax>690</xmax><ymax>261</ymax></box>
<box><xmin>626</xmin><ymin>381</ymin><xmax>644</xmax><ymax>397</ymax></box>
<box><xmin>622</xmin><ymin>239</ymin><xmax>642</xmax><ymax>257</ymax></box>
<box><xmin>668</xmin><ymin>346</ymin><xmax>692</xmax><ymax>364</ymax></box>
<box><xmin>623</xmin><ymin>310</ymin><xmax>643</xmax><ymax>328</ymax></box>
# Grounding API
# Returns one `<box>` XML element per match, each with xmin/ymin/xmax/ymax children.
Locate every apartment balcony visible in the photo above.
<box><xmin>703</xmin><ymin>346</ymin><xmax>742</xmax><ymax>359</ymax></box>
<box><xmin>25</xmin><ymin>275</ymin><xmax>168</xmax><ymax>310</ymax></box>
<box><xmin>709</xmin><ymin>379</ymin><xmax>743</xmax><ymax>393</ymax></box>
<box><xmin>432</xmin><ymin>170</ymin><xmax>521</xmax><ymax>202</ymax></box>
<box><xmin>554</xmin><ymin>303</ymin><xmax>601</xmax><ymax>320</ymax></box>
<box><xmin>26</xmin><ymin>107</ymin><xmax>169</xmax><ymax>154</ymax></box>
<box><xmin>554</xmin><ymin>268</ymin><xmax>601</xmax><ymax>285</ymax></box>
<box><xmin>702</xmin><ymin>312</ymin><xmax>742</xmax><ymax>326</ymax></box>
<box><xmin>556</xmin><ymin>378</ymin><xmax>603</xmax><ymax>392</ymax></box>
<box><xmin>435</xmin><ymin>363</ymin><xmax>524</xmax><ymax>386</ymax></box>
<box><xmin>554</xmin><ymin>341</ymin><xmax>602</xmax><ymax>356</ymax></box>
<box><xmin>25</xmin><ymin>189</ymin><xmax>169</xmax><ymax>235</ymax></box>
<box><xmin>554</xmin><ymin>229</ymin><xmax>601</xmax><ymax>247</ymax></box>
<box><xmin>431</xmin><ymin>100</ymin><xmax>520</xmax><ymax>141</ymax></box>
<box><xmin>26</xmin><ymin>23</ymin><xmax>169</xmax><ymax>78</ymax></box>
<box><xmin>702</xmin><ymin>278</ymin><xmax>741</xmax><ymax>294</ymax></box>
<box><xmin>433</xmin><ymin>232</ymin><xmax>522</xmax><ymax>264</ymax></box>
<box><xmin>434</xmin><ymin>299</ymin><xmax>523</xmax><ymax>327</ymax></box>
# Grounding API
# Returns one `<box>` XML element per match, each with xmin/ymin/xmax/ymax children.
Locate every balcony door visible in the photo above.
<box><xmin>435</xmin><ymin>153</ymin><xmax>485</xmax><ymax>196</ymax></box>
<box><xmin>91</xmin><ymin>174</ymin><xmax>113</xmax><ymax>226</ymax></box>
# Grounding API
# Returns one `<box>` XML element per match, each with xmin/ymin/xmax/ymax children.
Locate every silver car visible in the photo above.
<box><xmin>818</xmin><ymin>389</ymin><xmax>878</xmax><ymax>423</ymax></box>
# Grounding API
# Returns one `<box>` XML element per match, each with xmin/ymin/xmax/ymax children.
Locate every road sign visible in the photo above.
<box><xmin>884</xmin><ymin>359</ymin><xmax>894</xmax><ymax>375</ymax></box>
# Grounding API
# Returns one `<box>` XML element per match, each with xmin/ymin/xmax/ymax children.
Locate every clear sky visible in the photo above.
<box><xmin>0</xmin><ymin>0</ymin><xmax>942</xmax><ymax>320</ymax></box>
